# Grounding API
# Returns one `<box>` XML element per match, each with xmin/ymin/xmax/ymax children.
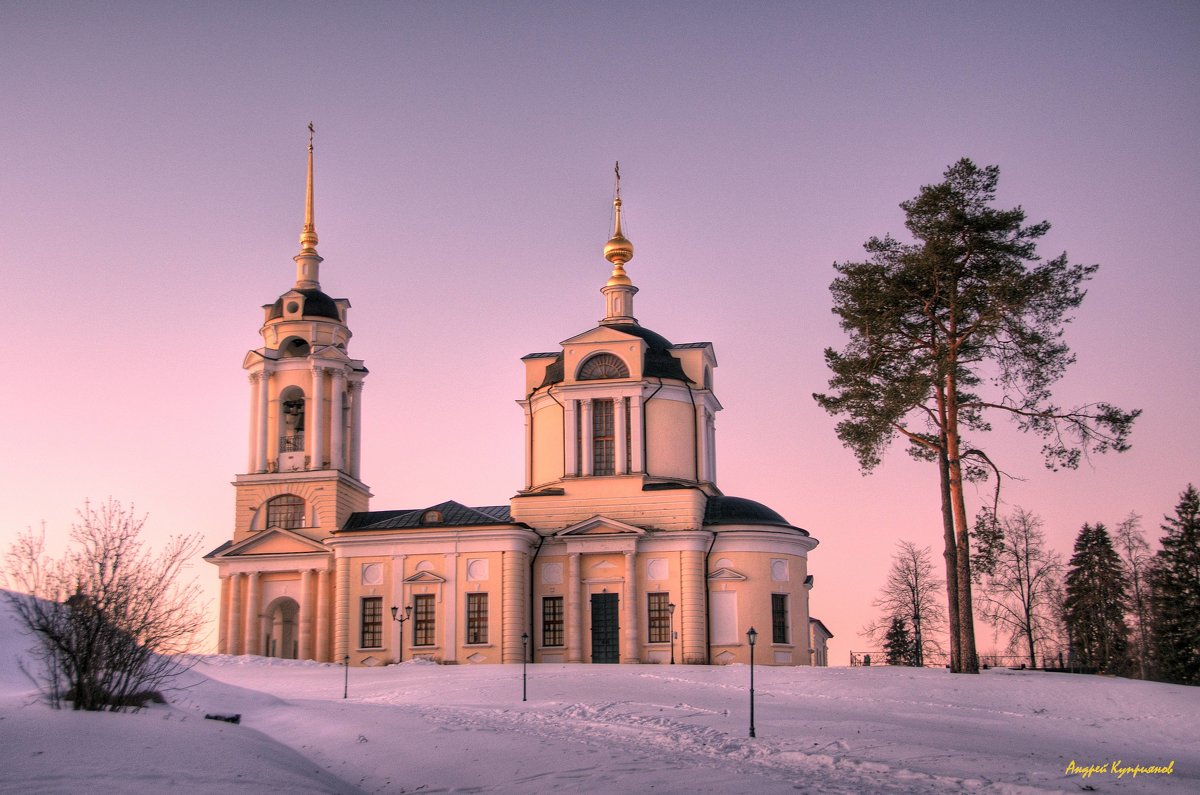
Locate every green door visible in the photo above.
<box><xmin>590</xmin><ymin>593</ymin><xmax>620</xmax><ymax>664</ymax></box>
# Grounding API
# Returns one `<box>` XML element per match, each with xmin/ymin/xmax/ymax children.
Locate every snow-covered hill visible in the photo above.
<box><xmin>2</xmin><ymin>593</ymin><xmax>1195</xmax><ymax>793</ymax></box>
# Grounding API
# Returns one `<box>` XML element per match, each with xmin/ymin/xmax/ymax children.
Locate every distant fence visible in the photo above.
<box><xmin>849</xmin><ymin>650</ymin><xmax>1082</xmax><ymax>671</ymax></box>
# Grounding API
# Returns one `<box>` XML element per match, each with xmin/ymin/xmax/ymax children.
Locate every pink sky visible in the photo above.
<box><xmin>2</xmin><ymin>2</ymin><xmax>1197</xmax><ymax>665</ymax></box>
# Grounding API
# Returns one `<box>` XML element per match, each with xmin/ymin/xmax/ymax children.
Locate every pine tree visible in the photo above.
<box><xmin>1064</xmin><ymin>523</ymin><xmax>1129</xmax><ymax>673</ymax></box>
<box><xmin>1149</xmin><ymin>485</ymin><xmax>1200</xmax><ymax>685</ymax></box>
<box><xmin>884</xmin><ymin>617</ymin><xmax>915</xmax><ymax>666</ymax></box>
<box><xmin>814</xmin><ymin>159</ymin><xmax>1138</xmax><ymax>673</ymax></box>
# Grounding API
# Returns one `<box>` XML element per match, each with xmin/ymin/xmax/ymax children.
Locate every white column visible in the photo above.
<box><xmin>615</xmin><ymin>396</ymin><xmax>628</xmax><ymax>475</ymax></box>
<box><xmin>695</xmin><ymin>403</ymin><xmax>708</xmax><ymax>483</ymax></box>
<box><xmin>330</xmin><ymin>368</ymin><xmax>346</xmax><ymax>471</ymax></box>
<box><xmin>256</xmin><ymin>371</ymin><xmax>270</xmax><ymax>473</ymax></box>
<box><xmin>243</xmin><ymin>572</ymin><xmax>260</xmax><ymax>656</ymax></box>
<box><xmin>707</xmin><ymin>412</ymin><xmax>717</xmax><ymax>484</ymax></box>
<box><xmin>630</xmin><ymin>395</ymin><xmax>644</xmax><ymax>473</ymax></box>
<box><xmin>622</xmin><ymin>551</ymin><xmax>639</xmax><ymax>663</ymax></box>
<box><xmin>334</xmin><ymin>557</ymin><xmax>350</xmax><ymax>662</ymax></box>
<box><xmin>309</xmin><ymin>366</ymin><xmax>325</xmax><ymax>470</ymax></box>
<box><xmin>349</xmin><ymin>381</ymin><xmax>364</xmax><ymax>479</ymax></box>
<box><xmin>580</xmin><ymin>399</ymin><xmax>593</xmax><ymax>477</ymax></box>
<box><xmin>563</xmin><ymin>399</ymin><xmax>577</xmax><ymax>477</ymax></box>
<box><xmin>567</xmin><ymin>553</ymin><xmax>582</xmax><ymax>663</ymax></box>
<box><xmin>300</xmin><ymin>569</ymin><xmax>315</xmax><ymax>660</ymax></box>
<box><xmin>316</xmin><ymin>568</ymin><xmax>331</xmax><ymax>662</ymax></box>
<box><xmin>247</xmin><ymin>374</ymin><xmax>259</xmax><ymax>473</ymax></box>
<box><xmin>227</xmin><ymin>572</ymin><xmax>243</xmax><ymax>655</ymax></box>
<box><xmin>442</xmin><ymin>553</ymin><xmax>457</xmax><ymax>663</ymax></box>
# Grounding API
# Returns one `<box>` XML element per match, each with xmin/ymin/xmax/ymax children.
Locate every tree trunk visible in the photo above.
<box><xmin>944</xmin><ymin>374</ymin><xmax>979</xmax><ymax>673</ymax></box>
<box><xmin>937</xmin><ymin>445</ymin><xmax>961</xmax><ymax>672</ymax></box>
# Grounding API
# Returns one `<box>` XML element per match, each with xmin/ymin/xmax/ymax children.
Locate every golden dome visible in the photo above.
<box><xmin>604</xmin><ymin>197</ymin><xmax>634</xmax><ymax>266</ymax></box>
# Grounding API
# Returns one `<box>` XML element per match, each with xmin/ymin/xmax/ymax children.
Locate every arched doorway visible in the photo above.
<box><xmin>264</xmin><ymin>596</ymin><xmax>300</xmax><ymax>659</ymax></box>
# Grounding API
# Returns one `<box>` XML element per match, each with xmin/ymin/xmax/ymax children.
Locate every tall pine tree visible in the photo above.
<box><xmin>884</xmin><ymin>617</ymin><xmax>915</xmax><ymax>666</ymax></box>
<box><xmin>1064</xmin><ymin>523</ymin><xmax>1129</xmax><ymax>673</ymax></box>
<box><xmin>1150</xmin><ymin>485</ymin><xmax>1200</xmax><ymax>685</ymax></box>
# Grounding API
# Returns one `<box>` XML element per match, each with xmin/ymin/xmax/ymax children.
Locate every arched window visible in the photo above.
<box><xmin>279</xmin><ymin>386</ymin><xmax>305</xmax><ymax>452</ymax></box>
<box><xmin>265</xmin><ymin>494</ymin><xmax>305</xmax><ymax>530</ymax></box>
<box><xmin>280</xmin><ymin>337</ymin><xmax>311</xmax><ymax>358</ymax></box>
<box><xmin>578</xmin><ymin>353</ymin><xmax>629</xmax><ymax>380</ymax></box>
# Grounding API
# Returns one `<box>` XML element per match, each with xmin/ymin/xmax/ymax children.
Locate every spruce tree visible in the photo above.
<box><xmin>1064</xmin><ymin>523</ymin><xmax>1129</xmax><ymax>673</ymax></box>
<box><xmin>884</xmin><ymin>617</ymin><xmax>914</xmax><ymax>666</ymax></box>
<box><xmin>1150</xmin><ymin>485</ymin><xmax>1200</xmax><ymax>685</ymax></box>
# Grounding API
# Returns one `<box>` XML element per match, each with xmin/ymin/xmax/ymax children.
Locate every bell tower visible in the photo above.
<box><xmin>233</xmin><ymin>126</ymin><xmax>371</xmax><ymax>544</ymax></box>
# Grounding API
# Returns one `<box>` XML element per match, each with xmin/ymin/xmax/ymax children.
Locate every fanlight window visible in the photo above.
<box><xmin>265</xmin><ymin>494</ymin><xmax>305</xmax><ymax>530</ymax></box>
<box><xmin>578</xmin><ymin>353</ymin><xmax>629</xmax><ymax>380</ymax></box>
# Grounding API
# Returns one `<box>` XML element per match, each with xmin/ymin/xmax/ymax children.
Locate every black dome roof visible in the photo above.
<box><xmin>268</xmin><ymin>289</ymin><xmax>341</xmax><ymax>321</ymax></box>
<box><xmin>704</xmin><ymin>495</ymin><xmax>808</xmax><ymax>534</ymax></box>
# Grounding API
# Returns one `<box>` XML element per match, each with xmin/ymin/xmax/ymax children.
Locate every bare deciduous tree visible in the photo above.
<box><xmin>2</xmin><ymin>499</ymin><xmax>205</xmax><ymax>711</ymax></box>
<box><xmin>975</xmin><ymin>507</ymin><xmax>1062</xmax><ymax>668</ymax></box>
<box><xmin>863</xmin><ymin>541</ymin><xmax>946</xmax><ymax>665</ymax></box>
<box><xmin>1112</xmin><ymin>511</ymin><xmax>1151</xmax><ymax>679</ymax></box>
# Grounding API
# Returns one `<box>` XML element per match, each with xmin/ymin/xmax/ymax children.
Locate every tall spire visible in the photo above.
<box><xmin>294</xmin><ymin>122</ymin><xmax>323</xmax><ymax>289</ymax></box>
<box><xmin>600</xmin><ymin>161</ymin><xmax>638</xmax><ymax>325</ymax></box>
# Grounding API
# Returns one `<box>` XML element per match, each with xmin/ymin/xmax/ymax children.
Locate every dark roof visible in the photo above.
<box><xmin>203</xmin><ymin>540</ymin><xmax>233</xmax><ymax>558</ymax></box>
<box><xmin>341</xmin><ymin>500</ymin><xmax>515</xmax><ymax>531</ymax></box>
<box><xmin>672</xmin><ymin>341</ymin><xmax>713</xmax><ymax>349</ymax></box>
<box><xmin>704</xmin><ymin>495</ymin><xmax>809</xmax><ymax>535</ymax></box>
<box><xmin>535</xmin><ymin>323</ymin><xmax>690</xmax><ymax>387</ymax></box>
<box><xmin>268</xmin><ymin>288</ymin><xmax>342</xmax><ymax>321</ymax></box>
<box><xmin>521</xmin><ymin>352</ymin><xmax>560</xmax><ymax>360</ymax></box>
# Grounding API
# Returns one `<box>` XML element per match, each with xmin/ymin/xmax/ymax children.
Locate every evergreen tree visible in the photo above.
<box><xmin>1064</xmin><ymin>523</ymin><xmax>1129</xmax><ymax>673</ymax></box>
<box><xmin>814</xmin><ymin>159</ymin><xmax>1138</xmax><ymax>673</ymax></box>
<box><xmin>884</xmin><ymin>617</ymin><xmax>915</xmax><ymax>666</ymax></box>
<box><xmin>1149</xmin><ymin>485</ymin><xmax>1200</xmax><ymax>685</ymax></box>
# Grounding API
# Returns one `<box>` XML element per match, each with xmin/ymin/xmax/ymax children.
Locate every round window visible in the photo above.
<box><xmin>286</xmin><ymin>301</ymin><xmax>300</xmax><ymax>314</ymax></box>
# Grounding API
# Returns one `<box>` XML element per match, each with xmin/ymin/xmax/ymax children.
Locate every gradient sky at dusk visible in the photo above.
<box><xmin>3</xmin><ymin>2</ymin><xmax>1198</xmax><ymax>664</ymax></box>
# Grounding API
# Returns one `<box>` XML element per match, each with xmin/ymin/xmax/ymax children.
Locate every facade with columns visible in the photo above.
<box><xmin>206</xmin><ymin>144</ymin><xmax>821</xmax><ymax>667</ymax></box>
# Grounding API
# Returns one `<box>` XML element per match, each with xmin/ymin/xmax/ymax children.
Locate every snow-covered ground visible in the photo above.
<box><xmin>2</xmin><ymin>599</ymin><xmax>1196</xmax><ymax>794</ymax></box>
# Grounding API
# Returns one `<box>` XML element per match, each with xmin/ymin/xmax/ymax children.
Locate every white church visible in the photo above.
<box><xmin>205</xmin><ymin>137</ymin><xmax>827</xmax><ymax>667</ymax></box>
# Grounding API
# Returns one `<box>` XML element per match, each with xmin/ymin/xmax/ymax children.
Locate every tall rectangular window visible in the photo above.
<box><xmin>360</xmin><ymin>597</ymin><xmax>383</xmax><ymax>649</ymax></box>
<box><xmin>413</xmin><ymin>594</ymin><xmax>435</xmax><ymax>647</ymax></box>
<box><xmin>593</xmin><ymin>398</ymin><xmax>615</xmax><ymax>475</ymax></box>
<box><xmin>466</xmin><ymin>593</ymin><xmax>488</xmax><ymax>644</ymax></box>
<box><xmin>772</xmin><ymin>593</ymin><xmax>789</xmax><ymax>644</ymax></box>
<box><xmin>648</xmin><ymin>592</ymin><xmax>671</xmax><ymax>643</ymax></box>
<box><xmin>542</xmin><ymin>596</ymin><xmax>564</xmax><ymax>647</ymax></box>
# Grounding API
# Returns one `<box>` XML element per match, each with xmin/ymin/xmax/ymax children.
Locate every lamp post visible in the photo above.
<box><xmin>343</xmin><ymin>654</ymin><xmax>350</xmax><ymax>699</ymax></box>
<box><xmin>391</xmin><ymin>604</ymin><xmax>413</xmax><ymax>663</ymax></box>
<box><xmin>521</xmin><ymin>632</ymin><xmax>529</xmax><ymax>702</ymax></box>
<box><xmin>747</xmin><ymin>626</ymin><xmax>757</xmax><ymax>738</ymax></box>
<box><xmin>668</xmin><ymin>602</ymin><xmax>676</xmax><ymax>665</ymax></box>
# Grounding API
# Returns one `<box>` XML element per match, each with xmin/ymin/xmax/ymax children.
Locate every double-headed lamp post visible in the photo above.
<box><xmin>391</xmin><ymin>605</ymin><xmax>413</xmax><ymax>663</ymax></box>
<box><xmin>521</xmin><ymin>632</ymin><xmax>529</xmax><ymax>702</ymax></box>
<box><xmin>668</xmin><ymin>602</ymin><xmax>676</xmax><ymax>665</ymax></box>
<box><xmin>747</xmin><ymin>626</ymin><xmax>758</xmax><ymax>738</ymax></box>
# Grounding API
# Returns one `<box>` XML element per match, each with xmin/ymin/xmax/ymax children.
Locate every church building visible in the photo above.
<box><xmin>205</xmin><ymin>138</ymin><xmax>821</xmax><ymax>666</ymax></box>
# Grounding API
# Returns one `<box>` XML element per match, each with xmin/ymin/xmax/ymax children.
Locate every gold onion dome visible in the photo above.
<box><xmin>604</xmin><ymin>193</ymin><xmax>634</xmax><ymax>286</ymax></box>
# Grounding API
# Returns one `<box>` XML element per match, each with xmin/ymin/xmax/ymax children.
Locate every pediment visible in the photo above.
<box><xmin>560</xmin><ymin>326</ymin><xmax>646</xmax><ymax>347</ymax></box>
<box><xmin>310</xmin><ymin>345</ymin><xmax>353</xmax><ymax>363</ymax></box>
<box><xmin>214</xmin><ymin>527</ymin><xmax>330</xmax><ymax>558</ymax></box>
<box><xmin>243</xmin><ymin>348</ymin><xmax>277</xmax><ymax>369</ymax></box>
<box><xmin>556</xmin><ymin>516</ymin><xmax>646</xmax><ymax>537</ymax></box>
<box><xmin>403</xmin><ymin>571</ymin><xmax>447</xmax><ymax>584</ymax></box>
<box><xmin>708</xmin><ymin>567</ymin><xmax>748</xmax><ymax>581</ymax></box>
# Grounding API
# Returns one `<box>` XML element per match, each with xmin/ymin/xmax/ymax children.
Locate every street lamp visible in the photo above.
<box><xmin>747</xmin><ymin>626</ymin><xmax>758</xmax><ymax>738</ymax></box>
<box><xmin>668</xmin><ymin>602</ymin><xmax>676</xmax><ymax>665</ymax></box>
<box><xmin>343</xmin><ymin>654</ymin><xmax>350</xmax><ymax>699</ymax></box>
<box><xmin>521</xmin><ymin>632</ymin><xmax>529</xmax><ymax>702</ymax></box>
<box><xmin>391</xmin><ymin>604</ymin><xmax>413</xmax><ymax>663</ymax></box>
